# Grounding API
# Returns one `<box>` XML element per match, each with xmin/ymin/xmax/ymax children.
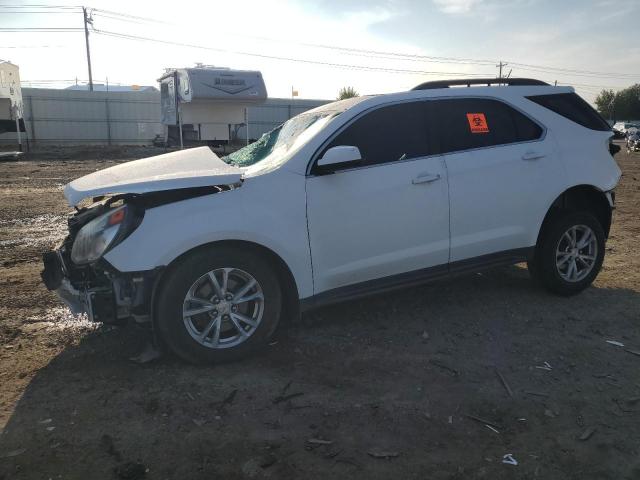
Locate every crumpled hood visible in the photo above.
<box><xmin>64</xmin><ymin>147</ymin><xmax>242</xmax><ymax>206</ymax></box>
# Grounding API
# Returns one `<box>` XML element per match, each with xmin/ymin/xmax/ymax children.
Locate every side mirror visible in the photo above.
<box><xmin>315</xmin><ymin>145</ymin><xmax>362</xmax><ymax>174</ymax></box>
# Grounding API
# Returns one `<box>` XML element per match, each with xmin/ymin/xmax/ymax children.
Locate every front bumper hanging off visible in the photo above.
<box><xmin>41</xmin><ymin>246</ymin><xmax>117</xmax><ymax>322</ymax></box>
<box><xmin>41</xmin><ymin>244</ymin><xmax>160</xmax><ymax>325</ymax></box>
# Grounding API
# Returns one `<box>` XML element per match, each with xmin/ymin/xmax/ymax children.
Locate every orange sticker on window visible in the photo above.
<box><xmin>466</xmin><ymin>113</ymin><xmax>489</xmax><ymax>133</ymax></box>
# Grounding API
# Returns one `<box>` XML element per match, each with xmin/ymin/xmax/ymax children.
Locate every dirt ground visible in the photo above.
<box><xmin>0</xmin><ymin>145</ymin><xmax>639</xmax><ymax>480</ymax></box>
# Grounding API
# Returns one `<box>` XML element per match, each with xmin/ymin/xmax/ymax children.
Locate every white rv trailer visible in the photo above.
<box><xmin>158</xmin><ymin>66</ymin><xmax>267</xmax><ymax>146</ymax></box>
<box><xmin>0</xmin><ymin>60</ymin><xmax>25</xmax><ymax>142</ymax></box>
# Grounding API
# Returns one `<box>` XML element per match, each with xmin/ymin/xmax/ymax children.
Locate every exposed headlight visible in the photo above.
<box><xmin>71</xmin><ymin>204</ymin><xmax>141</xmax><ymax>265</ymax></box>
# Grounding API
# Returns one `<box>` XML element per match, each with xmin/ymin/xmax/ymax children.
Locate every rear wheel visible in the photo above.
<box><xmin>156</xmin><ymin>246</ymin><xmax>282</xmax><ymax>364</ymax></box>
<box><xmin>529</xmin><ymin>211</ymin><xmax>605</xmax><ymax>296</ymax></box>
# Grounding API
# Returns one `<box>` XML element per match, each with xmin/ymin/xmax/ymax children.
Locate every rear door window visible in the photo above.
<box><xmin>433</xmin><ymin>98</ymin><xmax>543</xmax><ymax>155</ymax></box>
<box><xmin>321</xmin><ymin>101</ymin><xmax>433</xmax><ymax>166</ymax></box>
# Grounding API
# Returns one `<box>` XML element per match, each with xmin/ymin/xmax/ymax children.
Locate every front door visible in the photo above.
<box><xmin>306</xmin><ymin>100</ymin><xmax>450</xmax><ymax>295</ymax></box>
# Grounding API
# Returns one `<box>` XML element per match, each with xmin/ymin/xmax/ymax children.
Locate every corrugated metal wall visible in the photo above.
<box><xmin>240</xmin><ymin>98</ymin><xmax>331</xmax><ymax>140</ymax></box>
<box><xmin>0</xmin><ymin>88</ymin><xmax>330</xmax><ymax>146</ymax></box>
<box><xmin>11</xmin><ymin>88</ymin><xmax>162</xmax><ymax>145</ymax></box>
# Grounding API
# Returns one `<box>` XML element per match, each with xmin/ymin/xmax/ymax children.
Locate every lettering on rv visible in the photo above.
<box><xmin>201</xmin><ymin>77</ymin><xmax>253</xmax><ymax>95</ymax></box>
<box><xmin>215</xmin><ymin>78</ymin><xmax>246</xmax><ymax>86</ymax></box>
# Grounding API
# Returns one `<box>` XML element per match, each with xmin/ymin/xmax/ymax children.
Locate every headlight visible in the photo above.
<box><xmin>71</xmin><ymin>204</ymin><xmax>141</xmax><ymax>265</ymax></box>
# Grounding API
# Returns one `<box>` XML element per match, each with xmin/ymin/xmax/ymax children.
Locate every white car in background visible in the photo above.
<box><xmin>42</xmin><ymin>78</ymin><xmax>621</xmax><ymax>363</ymax></box>
<box><xmin>613</xmin><ymin>121</ymin><xmax>640</xmax><ymax>136</ymax></box>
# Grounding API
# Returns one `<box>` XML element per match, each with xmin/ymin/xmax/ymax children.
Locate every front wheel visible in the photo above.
<box><xmin>529</xmin><ymin>211</ymin><xmax>605</xmax><ymax>296</ymax></box>
<box><xmin>155</xmin><ymin>246</ymin><xmax>282</xmax><ymax>364</ymax></box>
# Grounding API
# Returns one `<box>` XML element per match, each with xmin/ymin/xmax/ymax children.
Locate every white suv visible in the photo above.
<box><xmin>42</xmin><ymin>78</ymin><xmax>621</xmax><ymax>363</ymax></box>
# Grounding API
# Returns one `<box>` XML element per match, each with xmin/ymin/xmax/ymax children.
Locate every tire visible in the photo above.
<box><xmin>155</xmin><ymin>246</ymin><xmax>282</xmax><ymax>364</ymax></box>
<box><xmin>529</xmin><ymin>211</ymin><xmax>605</xmax><ymax>296</ymax></box>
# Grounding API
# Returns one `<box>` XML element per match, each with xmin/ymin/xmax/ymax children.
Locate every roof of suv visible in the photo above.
<box><xmin>412</xmin><ymin>78</ymin><xmax>549</xmax><ymax>90</ymax></box>
<box><xmin>303</xmin><ymin>78</ymin><xmax>574</xmax><ymax>119</ymax></box>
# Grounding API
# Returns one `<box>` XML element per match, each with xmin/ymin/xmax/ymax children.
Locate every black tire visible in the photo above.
<box><xmin>529</xmin><ymin>211</ymin><xmax>605</xmax><ymax>296</ymax></box>
<box><xmin>155</xmin><ymin>246</ymin><xmax>282</xmax><ymax>364</ymax></box>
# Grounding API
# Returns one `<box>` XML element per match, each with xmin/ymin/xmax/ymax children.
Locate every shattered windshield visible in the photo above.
<box><xmin>222</xmin><ymin>125</ymin><xmax>283</xmax><ymax>167</ymax></box>
<box><xmin>223</xmin><ymin>112</ymin><xmax>333</xmax><ymax>167</ymax></box>
<box><xmin>222</xmin><ymin>96</ymin><xmax>369</xmax><ymax>170</ymax></box>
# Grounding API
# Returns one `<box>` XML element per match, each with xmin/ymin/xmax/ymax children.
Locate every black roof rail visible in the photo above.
<box><xmin>412</xmin><ymin>78</ymin><xmax>550</xmax><ymax>90</ymax></box>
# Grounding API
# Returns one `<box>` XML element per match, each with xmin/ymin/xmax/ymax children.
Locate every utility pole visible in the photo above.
<box><xmin>496</xmin><ymin>61</ymin><xmax>508</xmax><ymax>82</ymax></box>
<box><xmin>82</xmin><ymin>6</ymin><xmax>94</xmax><ymax>92</ymax></box>
<box><xmin>609</xmin><ymin>97</ymin><xmax>615</xmax><ymax>123</ymax></box>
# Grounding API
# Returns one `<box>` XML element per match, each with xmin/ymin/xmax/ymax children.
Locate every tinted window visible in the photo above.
<box><xmin>526</xmin><ymin>93</ymin><xmax>611</xmax><ymax>131</ymax></box>
<box><xmin>322</xmin><ymin>101</ymin><xmax>432</xmax><ymax>166</ymax></box>
<box><xmin>433</xmin><ymin>98</ymin><xmax>543</xmax><ymax>154</ymax></box>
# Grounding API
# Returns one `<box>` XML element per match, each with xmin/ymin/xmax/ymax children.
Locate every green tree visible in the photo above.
<box><xmin>595</xmin><ymin>84</ymin><xmax>640</xmax><ymax>121</ymax></box>
<box><xmin>337</xmin><ymin>86</ymin><xmax>359</xmax><ymax>100</ymax></box>
<box><xmin>615</xmin><ymin>84</ymin><xmax>640</xmax><ymax>120</ymax></box>
<box><xmin>595</xmin><ymin>89</ymin><xmax>616</xmax><ymax>119</ymax></box>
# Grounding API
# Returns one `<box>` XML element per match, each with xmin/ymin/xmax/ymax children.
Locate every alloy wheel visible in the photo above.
<box><xmin>555</xmin><ymin>224</ymin><xmax>598</xmax><ymax>283</ymax></box>
<box><xmin>182</xmin><ymin>268</ymin><xmax>265</xmax><ymax>349</ymax></box>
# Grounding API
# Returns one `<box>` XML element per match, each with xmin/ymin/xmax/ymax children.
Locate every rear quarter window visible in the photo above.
<box><xmin>526</xmin><ymin>92</ymin><xmax>611</xmax><ymax>131</ymax></box>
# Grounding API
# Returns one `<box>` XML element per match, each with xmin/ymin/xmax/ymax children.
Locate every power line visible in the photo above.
<box><xmin>83</xmin><ymin>6</ymin><xmax>640</xmax><ymax>80</ymax></box>
<box><xmin>90</xmin><ymin>9</ymin><xmax>499</xmax><ymax>67</ymax></box>
<box><xmin>89</xmin><ymin>12</ymin><xmax>497</xmax><ymax>67</ymax></box>
<box><xmin>510</xmin><ymin>62</ymin><xmax>639</xmax><ymax>78</ymax></box>
<box><xmin>90</xmin><ymin>8</ymin><xmax>170</xmax><ymax>25</ymax></box>
<box><xmin>510</xmin><ymin>63</ymin><xmax>639</xmax><ymax>80</ymax></box>
<box><xmin>0</xmin><ymin>44</ymin><xmax>67</xmax><ymax>48</ymax></box>
<box><xmin>22</xmin><ymin>79</ymin><xmax>126</xmax><ymax>84</ymax></box>
<box><xmin>0</xmin><ymin>28</ymin><xmax>84</xmax><ymax>32</ymax></box>
<box><xmin>91</xmin><ymin>12</ymin><xmax>153</xmax><ymax>26</ymax></box>
<box><xmin>0</xmin><ymin>5</ymin><xmax>81</xmax><ymax>9</ymax></box>
<box><xmin>60</xmin><ymin>6</ymin><xmax>636</xmax><ymax>80</ymax></box>
<box><xmin>3</xmin><ymin>4</ymin><xmax>639</xmax><ymax>84</ymax></box>
<box><xmin>560</xmin><ymin>82</ymin><xmax>620</xmax><ymax>89</ymax></box>
<box><xmin>21</xmin><ymin>79</ymin><xmax>84</xmax><ymax>83</ymax></box>
<box><xmin>93</xmin><ymin>27</ymin><xmax>639</xmax><ymax>83</ymax></box>
<box><xmin>92</xmin><ymin>28</ymin><xmax>495</xmax><ymax>77</ymax></box>
<box><xmin>0</xmin><ymin>10</ymin><xmax>80</xmax><ymax>14</ymax></box>
<box><xmin>84</xmin><ymin>7</ymin><xmax>496</xmax><ymax>67</ymax></box>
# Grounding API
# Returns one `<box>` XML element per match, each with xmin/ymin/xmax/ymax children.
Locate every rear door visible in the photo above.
<box><xmin>433</xmin><ymin>97</ymin><xmax>566</xmax><ymax>262</ymax></box>
<box><xmin>305</xmin><ymin>100</ymin><xmax>450</xmax><ymax>295</ymax></box>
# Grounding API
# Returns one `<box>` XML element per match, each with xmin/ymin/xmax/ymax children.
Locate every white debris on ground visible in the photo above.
<box><xmin>23</xmin><ymin>306</ymin><xmax>99</xmax><ymax>334</ymax></box>
<box><xmin>0</xmin><ymin>214</ymin><xmax>67</xmax><ymax>249</ymax></box>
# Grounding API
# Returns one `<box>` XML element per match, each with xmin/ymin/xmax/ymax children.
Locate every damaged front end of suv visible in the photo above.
<box><xmin>40</xmin><ymin>147</ymin><xmax>243</xmax><ymax>325</ymax></box>
<box><xmin>42</xmin><ymin>195</ymin><xmax>159</xmax><ymax>324</ymax></box>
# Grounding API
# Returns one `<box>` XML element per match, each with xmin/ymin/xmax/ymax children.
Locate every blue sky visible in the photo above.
<box><xmin>1</xmin><ymin>0</ymin><xmax>639</xmax><ymax>103</ymax></box>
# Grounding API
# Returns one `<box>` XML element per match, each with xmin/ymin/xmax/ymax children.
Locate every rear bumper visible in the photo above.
<box><xmin>605</xmin><ymin>190</ymin><xmax>616</xmax><ymax>209</ymax></box>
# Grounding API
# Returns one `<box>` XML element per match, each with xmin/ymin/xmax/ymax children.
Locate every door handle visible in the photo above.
<box><xmin>412</xmin><ymin>173</ymin><xmax>441</xmax><ymax>185</ymax></box>
<box><xmin>522</xmin><ymin>151</ymin><xmax>546</xmax><ymax>161</ymax></box>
